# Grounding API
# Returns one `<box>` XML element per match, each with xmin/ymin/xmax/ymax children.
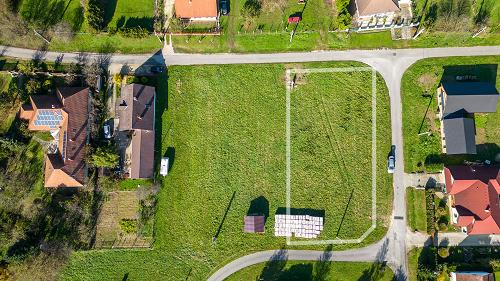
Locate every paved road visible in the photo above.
<box><xmin>2</xmin><ymin>44</ymin><xmax>500</xmax><ymax>280</ymax></box>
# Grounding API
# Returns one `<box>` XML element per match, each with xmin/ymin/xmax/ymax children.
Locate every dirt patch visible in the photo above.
<box><xmin>418</xmin><ymin>73</ymin><xmax>438</xmax><ymax>91</ymax></box>
<box><xmin>94</xmin><ymin>191</ymin><xmax>152</xmax><ymax>248</ymax></box>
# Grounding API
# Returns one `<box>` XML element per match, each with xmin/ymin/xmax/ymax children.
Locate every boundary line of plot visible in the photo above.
<box><xmin>285</xmin><ymin>66</ymin><xmax>377</xmax><ymax>245</ymax></box>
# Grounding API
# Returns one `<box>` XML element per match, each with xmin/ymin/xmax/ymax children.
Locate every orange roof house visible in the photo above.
<box><xmin>20</xmin><ymin>88</ymin><xmax>90</xmax><ymax>188</ymax></box>
<box><xmin>174</xmin><ymin>0</ymin><xmax>218</xmax><ymax>20</ymax></box>
<box><xmin>445</xmin><ymin>166</ymin><xmax>500</xmax><ymax>235</ymax></box>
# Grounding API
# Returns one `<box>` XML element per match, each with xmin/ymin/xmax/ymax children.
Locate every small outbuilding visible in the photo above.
<box><xmin>243</xmin><ymin>215</ymin><xmax>265</xmax><ymax>233</ymax></box>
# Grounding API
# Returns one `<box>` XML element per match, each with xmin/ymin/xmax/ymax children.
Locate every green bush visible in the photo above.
<box><xmin>119</xmin><ymin>219</ymin><xmax>137</xmax><ymax>234</ymax></box>
<box><xmin>86</xmin><ymin>0</ymin><xmax>105</xmax><ymax>31</ymax></box>
<box><xmin>336</xmin><ymin>0</ymin><xmax>352</xmax><ymax>29</ymax></box>
<box><xmin>438</xmin><ymin>247</ymin><xmax>449</xmax><ymax>258</ymax></box>
<box><xmin>117</xmin><ymin>27</ymin><xmax>150</xmax><ymax>38</ymax></box>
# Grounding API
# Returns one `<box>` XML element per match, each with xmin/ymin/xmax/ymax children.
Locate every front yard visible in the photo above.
<box><xmin>60</xmin><ymin>62</ymin><xmax>393</xmax><ymax>280</ymax></box>
<box><xmin>406</xmin><ymin>188</ymin><xmax>427</xmax><ymax>232</ymax></box>
<box><xmin>402</xmin><ymin>56</ymin><xmax>500</xmax><ymax>173</ymax></box>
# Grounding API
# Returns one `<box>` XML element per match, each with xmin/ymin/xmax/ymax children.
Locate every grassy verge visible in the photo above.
<box><xmin>407</xmin><ymin>188</ymin><xmax>427</xmax><ymax>232</ymax></box>
<box><xmin>48</xmin><ymin>34</ymin><xmax>162</xmax><ymax>54</ymax></box>
<box><xmin>225</xmin><ymin>260</ymin><xmax>394</xmax><ymax>281</ymax></box>
<box><xmin>60</xmin><ymin>61</ymin><xmax>393</xmax><ymax>280</ymax></box>
<box><xmin>401</xmin><ymin>56</ymin><xmax>500</xmax><ymax>173</ymax></box>
<box><xmin>172</xmin><ymin>31</ymin><xmax>500</xmax><ymax>53</ymax></box>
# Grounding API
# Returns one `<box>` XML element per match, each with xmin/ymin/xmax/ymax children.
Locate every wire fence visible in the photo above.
<box><xmin>93</xmin><ymin>235</ymin><xmax>153</xmax><ymax>249</ymax></box>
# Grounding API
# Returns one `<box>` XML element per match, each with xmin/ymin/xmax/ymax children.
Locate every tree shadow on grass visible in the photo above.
<box><xmin>20</xmin><ymin>0</ymin><xmax>67</xmax><ymax>29</ymax></box>
<box><xmin>247</xmin><ymin>196</ymin><xmax>269</xmax><ymax>219</ymax></box>
<box><xmin>258</xmin><ymin>248</ymin><xmax>288</xmax><ymax>281</ymax></box>
<box><xmin>313</xmin><ymin>245</ymin><xmax>333</xmax><ymax>281</ymax></box>
<box><xmin>358</xmin><ymin>238</ymin><xmax>389</xmax><ymax>281</ymax></box>
<box><xmin>104</xmin><ymin>0</ymin><xmax>118</xmax><ymax>28</ymax></box>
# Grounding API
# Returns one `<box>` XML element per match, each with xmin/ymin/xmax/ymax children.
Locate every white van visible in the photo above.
<box><xmin>160</xmin><ymin>157</ymin><xmax>169</xmax><ymax>176</ymax></box>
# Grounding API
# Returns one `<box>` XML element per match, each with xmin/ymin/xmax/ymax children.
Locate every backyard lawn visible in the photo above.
<box><xmin>406</xmin><ymin>188</ymin><xmax>427</xmax><ymax>232</ymax></box>
<box><xmin>225</xmin><ymin>260</ymin><xmax>395</xmax><ymax>281</ymax></box>
<box><xmin>402</xmin><ymin>56</ymin><xmax>500</xmax><ymax>173</ymax></box>
<box><xmin>60</xmin><ymin>62</ymin><xmax>393</xmax><ymax>280</ymax></box>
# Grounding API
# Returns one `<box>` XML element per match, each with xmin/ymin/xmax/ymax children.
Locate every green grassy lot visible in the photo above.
<box><xmin>106</xmin><ymin>0</ymin><xmax>154</xmax><ymax>30</ymax></box>
<box><xmin>290</xmin><ymin>69</ymin><xmax>392</xmax><ymax>239</ymax></box>
<box><xmin>401</xmin><ymin>56</ymin><xmax>500</xmax><ymax>173</ymax></box>
<box><xmin>225</xmin><ymin>260</ymin><xmax>395</xmax><ymax>281</ymax></box>
<box><xmin>406</xmin><ymin>188</ymin><xmax>427</xmax><ymax>232</ymax></box>
<box><xmin>48</xmin><ymin>33</ymin><xmax>162</xmax><ymax>54</ymax></box>
<box><xmin>60</xmin><ymin>62</ymin><xmax>393</xmax><ymax>280</ymax></box>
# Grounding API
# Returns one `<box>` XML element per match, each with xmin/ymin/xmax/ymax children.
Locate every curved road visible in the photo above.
<box><xmin>2</xmin><ymin>45</ymin><xmax>499</xmax><ymax>280</ymax></box>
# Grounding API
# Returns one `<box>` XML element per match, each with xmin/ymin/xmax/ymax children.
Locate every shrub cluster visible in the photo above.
<box><xmin>86</xmin><ymin>0</ymin><xmax>106</xmax><ymax>31</ymax></box>
<box><xmin>336</xmin><ymin>0</ymin><xmax>351</xmax><ymax>29</ymax></box>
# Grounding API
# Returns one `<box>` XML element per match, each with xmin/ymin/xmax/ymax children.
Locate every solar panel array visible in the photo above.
<box><xmin>34</xmin><ymin>109</ymin><xmax>63</xmax><ymax>129</ymax></box>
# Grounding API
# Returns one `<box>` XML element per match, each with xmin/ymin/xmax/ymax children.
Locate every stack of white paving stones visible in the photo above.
<box><xmin>274</xmin><ymin>214</ymin><xmax>324</xmax><ymax>238</ymax></box>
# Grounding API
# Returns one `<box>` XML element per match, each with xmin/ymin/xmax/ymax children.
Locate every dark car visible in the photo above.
<box><xmin>220</xmin><ymin>0</ymin><xmax>229</xmax><ymax>15</ymax></box>
<box><xmin>151</xmin><ymin>66</ymin><xmax>165</xmax><ymax>73</ymax></box>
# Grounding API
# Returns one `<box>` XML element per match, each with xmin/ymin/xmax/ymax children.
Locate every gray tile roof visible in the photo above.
<box><xmin>443</xmin><ymin>82</ymin><xmax>499</xmax><ymax>115</ymax></box>
<box><xmin>443</xmin><ymin>117</ymin><xmax>477</xmax><ymax>155</ymax></box>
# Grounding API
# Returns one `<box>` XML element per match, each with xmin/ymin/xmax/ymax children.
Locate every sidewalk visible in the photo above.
<box><xmin>435</xmin><ymin>232</ymin><xmax>500</xmax><ymax>247</ymax></box>
<box><xmin>403</xmin><ymin>172</ymin><xmax>444</xmax><ymax>188</ymax></box>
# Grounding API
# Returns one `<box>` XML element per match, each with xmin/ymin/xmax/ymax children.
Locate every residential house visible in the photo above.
<box><xmin>20</xmin><ymin>87</ymin><xmax>90</xmax><ymax>188</ymax></box>
<box><xmin>174</xmin><ymin>0</ymin><xmax>218</xmax><ymax>21</ymax></box>
<box><xmin>437</xmin><ymin>82</ymin><xmax>499</xmax><ymax>155</ymax></box>
<box><xmin>118</xmin><ymin>84</ymin><xmax>155</xmax><ymax>179</ymax></box>
<box><xmin>450</xmin><ymin>271</ymin><xmax>495</xmax><ymax>281</ymax></box>
<box><xmin>444</xmin><ymin>165</ymin><xmax>500</xmax><ymax>235</ymax></box>
<box><xmin>351</xmin><ymin>0</ymin><xmax>413</xmax><ymax>27</ymax></box>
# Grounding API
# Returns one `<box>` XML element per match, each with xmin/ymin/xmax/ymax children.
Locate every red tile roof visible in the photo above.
<box><xmin>174</xmin><ymin>0</ymin><xmax>218</xmax><ymax>19</ymax></box>
<box><xmin>447</xmin><ymin>166</ymin><xmax>500</xmax><ymax>235</ymax></box>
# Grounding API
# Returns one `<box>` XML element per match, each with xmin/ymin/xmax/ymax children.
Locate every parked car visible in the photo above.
<box><xmin>387</xmin><ymin>145</ymin><xmax>396</xmax><ymax>174</ymax></box>
<box><xmin>220</xmin><ymin>0</ymin><xmax>229</xmax><ymax>15</ymax></box>
<box><xmin>103</xmin><ymin>124</ymin><xmax>112</xmax><ymax>139</ymax></box>
<box><xmin>160</xmin><ymin>157</ymin><xmax>170</xmax><ymax>176</ymax></box>
<box><xmin>151</xmin><ymin>66</ymin><xmax>165</xmax><ymax>73</ymax></box>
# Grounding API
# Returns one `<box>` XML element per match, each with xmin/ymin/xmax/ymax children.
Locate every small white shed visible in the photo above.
<box><xmin>160</xmin><ymin>157</ymin><xmax>169</xmax><ymax>176</ymax></box>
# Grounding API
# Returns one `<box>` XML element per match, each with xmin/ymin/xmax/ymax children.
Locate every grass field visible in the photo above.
<box><xmin>290</xmin><ymin>69</ymin><xmax>391</xmax><ymax>240</ymax></box>
<box><xmin>225</xmin><ymin>260</ymin><xmax>395</xmax><ymax>281</ymax></box>
<box><xmin>105</xmin><ymin>0</ymin><xmax>154</xmax><ymax>30</ymax></box>
<box><xmin>406</xmin><ymin>188</ymin><xmax>427</xmax><ymax>232</ymax></box>
<box><xmin>60</xmin><ymin>62</ymin><xmax>392</xmax><ymax>280</ymax></box>
<box><xmin>401</xmin><ymin>56</ymin><xmax>500</xmax><ymax>173</ymax></box>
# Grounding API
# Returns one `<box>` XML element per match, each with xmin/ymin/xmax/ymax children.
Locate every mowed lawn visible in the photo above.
<box><xmin>106</xmin><ymin>0</ymin><xmax>154</xmax><ymax>30</ymax></box>
<box><xmin>61</xmin><ymin>62</ymin><xmax>392</xmax><ymax>281</ymax></box>
<box><xmin>225</xmin><ymin>260</ymin><xmax>395</xmax><ymax>281</ymax></box>
<box><xmin>402</xmin><ymin>56</ymin><xmax>500</xmax><ymax>173</ymax></box>
<box><xmin>291</xmin><ymin>70</ymin><xmax>392</xmax><ymax>240</ymax></box>
<box><xmin>406</xmin><ymin>188</ymin><xmax>426</xmax><ymax>232</ymax></box>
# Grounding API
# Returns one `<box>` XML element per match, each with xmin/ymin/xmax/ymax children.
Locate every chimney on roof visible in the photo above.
<box><xmin>137</xmin><ymin>114</ymin><xmax>142</xmax><ymax>120</ymax></box>
<box><xmin>51</xmin><ymin>105</ymin><xmax>55</xmax><ymax>109</ymax></box>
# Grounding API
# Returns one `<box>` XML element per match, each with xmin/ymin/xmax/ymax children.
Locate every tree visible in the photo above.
<box><xmin>88</xmin><ymin>146</ymin><xmax>119</xmax><ymax>168</ymax></box>
<box><xmin>86</xmin><ymin>0</ymin><xmax>105</xmax><ymax>31</ymax></box>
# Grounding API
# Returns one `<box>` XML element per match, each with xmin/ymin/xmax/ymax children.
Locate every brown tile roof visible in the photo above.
<box><xmin>130</xmin><ymin>130</ymin><xmax>155</xmax><ymax>179</ymax></box>
<box><xmin>354</xmin><ymin>0</ymin><xmax>400</xmax><ymax>17</ymax></box>
<box><xmin>30</xmin><ymin>95</ymin><xmax>62</xmax><ymax>110</ymax></box>
<box><xmin>455</xmin><ymin>272</ymin><xmax>495</xmax><ymax>281</ymax></box>
<box><xmin>21</xmin><ymin>87</ymin><xmax>89</xmax><ymax>188</ymax></box>
<box><xmin>174</xmin><ymin>0</ymin><xmax>218</xmax><ymax>19</ymax></box>
<box><xmin>118</xmin><ymin>84</ymin><xmax>155</xmax><ymax>131</ymax></box>
<box><xmin>58</xmin><ymin>87</ymin><xmax>89</xmax><ymax>186</ymax></box>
